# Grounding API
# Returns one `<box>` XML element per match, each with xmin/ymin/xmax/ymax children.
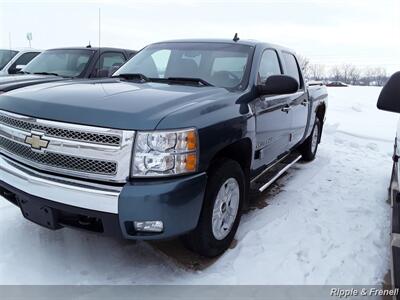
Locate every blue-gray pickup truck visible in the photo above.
<box><xmin>0</xmin><ymin>39</ymin><xmax>328</xmax><ymax>257</ymax></box>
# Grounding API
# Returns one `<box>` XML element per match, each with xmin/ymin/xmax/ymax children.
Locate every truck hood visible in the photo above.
<box><xmin>0</xmin><ymin>79</ymin><xmax>230</xmax><ymax>130</ymax></box>
<box><xmin>0</xmin><ymin>74</ymin><xmax>65</xmax><ymax>92</ymax></box>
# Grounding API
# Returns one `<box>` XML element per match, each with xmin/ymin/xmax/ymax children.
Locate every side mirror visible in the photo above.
<box><xmin>377</xmin><ymin>72</ymin><xmax>400</xmax><ymax>113</ymax></box>
<box><xmin>15</xmin><ymin>65</ymin><xmax>26</xmax><ymax>71</ymax></box>
<box><xmin>257</xmin><ymin>75</ymin><xmax>299</xmax><ymax>96</ymax></box>
<box><xmin>8</xmin><ymin>65</ymin><xmax>26</xmax><ymax>74</ymax></box>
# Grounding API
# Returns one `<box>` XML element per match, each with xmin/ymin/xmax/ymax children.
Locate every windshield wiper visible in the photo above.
<box><xmin>113</xmin><ymin>74</ymin><xmax>214</xmax><ymax>87</ymax></box>
<box><xmin>163</xmin><ymin>77</ymin><xmax>214</xmax><ymax>87</ymax></box>
<box><xmin>16</xmin><ymin>71</ymin><xmax>30</xmax><ymax>74</ymax></box>
<box><xmin>33</xmin><ymin>72</ymin><xmax>59</xmax><ymax>76</ymax></box>
<box><xmin>113</xmin><ymin>73</ymin><xmax>149</xmax><ymax>82</ymax></box>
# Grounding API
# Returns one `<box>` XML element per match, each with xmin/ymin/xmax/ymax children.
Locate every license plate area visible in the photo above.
<box><xmin>18</xmin><ymin>197</ymin><xmax>62</xmax><ymax>230</ymax></box>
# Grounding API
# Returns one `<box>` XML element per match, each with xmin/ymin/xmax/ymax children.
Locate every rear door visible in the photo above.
<box><xmin>253</xmin><ymin>49</ymin><xmax>293</xmax><ymax>167</ymax></box>
<box><xmin>281</xmin><ymin>52</ymin><xmax>309</xmax><ymax>148</ymax></box>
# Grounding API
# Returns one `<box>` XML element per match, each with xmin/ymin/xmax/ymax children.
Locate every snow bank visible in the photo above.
<box><xmin>0</xmin><ymin>86</ymin><xmax>394</xmax><ymax>285</ymax></box>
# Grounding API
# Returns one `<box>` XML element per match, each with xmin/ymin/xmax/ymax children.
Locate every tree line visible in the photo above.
<box><xmin>298</xmin><ymin>56</ymin><xmax>390</xmax><ymax>86</ymax></box>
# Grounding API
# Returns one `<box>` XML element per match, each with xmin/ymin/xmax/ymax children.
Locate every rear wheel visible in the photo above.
<box><xmin>300</xmin><ymin>118</ymin><xmax>321</xmax><ymax>161</ymax></box>
<box><xmin>182</xmin><ymin>159</ymin><xmax>245</xmax><ymax>257</ymax></box>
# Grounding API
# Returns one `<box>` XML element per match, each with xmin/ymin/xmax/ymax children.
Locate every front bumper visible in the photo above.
<box><xmin>0</xmin><ymin>154</ymin><xmax>207</xmax><ymax>239</ymax></box>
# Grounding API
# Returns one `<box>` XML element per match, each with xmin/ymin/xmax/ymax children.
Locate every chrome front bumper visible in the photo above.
<box><xmin>0</xmin><ymin>155</ymin><xmax>121</xmax><ymax>214</ymax></box>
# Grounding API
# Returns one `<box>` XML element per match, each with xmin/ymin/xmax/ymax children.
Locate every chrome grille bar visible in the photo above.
<box><xmin>0</xmin><ymin>136</ymin><xmax>117</xmax><ymax>176</ymax></box>
<box><xmin>0</xmin><ymin>111</ymin><xmax>122</xmax><ymax>145</ymax></box>
<box><xmin>0</xmin><ymin>110</ymin><xmax>135</xmax><ymax>183</ymax></box>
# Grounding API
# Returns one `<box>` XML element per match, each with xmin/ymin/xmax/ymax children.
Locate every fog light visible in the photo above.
<box><xmin>134</xmin><ymin>221</ymin><xmax>164</xmax><ymax>233</ymax></box>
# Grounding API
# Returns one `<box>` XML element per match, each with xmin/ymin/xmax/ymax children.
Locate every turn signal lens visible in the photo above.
<box><xmin>185</xmin><ymin>153</ymin><xmax>197</xmax><ymax>171</ymax></box>
<box><xmin>186</xmin><ymin>131</ymin><xmax>197</xmax><ymax>151</ymax></box>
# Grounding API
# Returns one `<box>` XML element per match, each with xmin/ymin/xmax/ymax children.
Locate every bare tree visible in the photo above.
<box><xmin>341</xmin><ymin>64</ymin><xmax>354</xmax><ymax>84</ymax></box>
<box><xmin>291</xmin><ymin>57</ymin><xmax>388</xmax><ymax>86</ymax></box>
<box><xmin>363</xmin><ymin>67</ymin><xmax>388</xmax><ymax>86</ymax></box>
<box><xmin>348</xmin><ymin>65</ymin><xmax>361</xmax><ymax>85</ymax></box>
<box><xmin>330</xmin><ymin>65</ymin><xmax>342</xmax><ymax>81</ymax></box>
<box><xmin>297</xmin><ymin>55</ymin><xmax>311</xmax><ymax>79</ymax></box>
<box><xmin>375</xmin><ymin>67</ymin><xmax>387</xmax><ymax>86</ymax></box>
<box><xmin>363</xmin><ymin>67</ymin><xmax>375</xmax><ymax>86</ymax></box>
<box><xmin>309</xmin><ymin>64</ymin><xmax>326</xmax><ymax>80</ymax></box>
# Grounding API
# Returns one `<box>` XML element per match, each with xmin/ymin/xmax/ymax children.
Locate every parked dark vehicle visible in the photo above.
<box><xmin>0</xmin><ymin>39</ymin><xmax>327</xmax><ymax>257</ymax></box>
<box><xmin>377</xmin><ymin>71</ymin><xmax>400</xmax><ymax>295</ymax></box>
<box><xmin>326</xmin><ymin>81</ymin><xmax>348</xmax><ymax>87</ymax></box>
<box><xmin>0</xmin><ymin>47</ymin><xmax>136</xmax><ymax>93</ymax></box>
<box><xmin>0</xmin><ymin>48</ymin><xmax>42</xmax><ymax>75</ymax></box>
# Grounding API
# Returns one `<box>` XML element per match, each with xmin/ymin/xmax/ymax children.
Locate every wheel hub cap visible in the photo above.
<box><xmin>212</xmin><ymin>178</ymin><xmax>240</xmax><ymax>240</ymax></box>
<box><xmin>311</xmin><ymin>124</ymin><xmax>319</xmax><ymax>153</ymax></box>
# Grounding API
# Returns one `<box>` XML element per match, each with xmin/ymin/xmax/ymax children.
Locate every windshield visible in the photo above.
<box><xmin>114</xmin><ymin>42</ymin><xmax>253</xmax><ymax>89</ymax></box>
<box><xmin>0</xmin><ymin>50</ymin><xmax>18</xmax><ymax>70</ymax></box>
<box><xmin>23</xmin><ymin>49</ymin><xmax>94</xmax><ymax>77</ymax></box>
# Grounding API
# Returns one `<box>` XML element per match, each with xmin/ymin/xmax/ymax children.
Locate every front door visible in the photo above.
<box><xmin>253</xmin><ymin>49</ymin><xmax>293</xmax><ymax>169</ymax></box>
<box><xmin>254</xmin><ymin>94</ymin><xmax>293</xmax><ymax>167</ymax></box>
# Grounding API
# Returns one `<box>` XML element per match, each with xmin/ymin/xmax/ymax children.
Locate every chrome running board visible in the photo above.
<box><xmin>257</xmin><ymin>154</ymin><xmax>302</xmax><ymax>192</ymax></box>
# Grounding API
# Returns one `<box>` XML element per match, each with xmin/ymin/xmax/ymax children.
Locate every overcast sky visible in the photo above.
<box><xmin>0</xmin><ymin>0</ymin><xmax>399</xmax><ymax>74</ymax></box>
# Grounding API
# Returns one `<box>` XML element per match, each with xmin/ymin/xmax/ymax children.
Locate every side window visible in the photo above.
<box><xmin>93</xmin><ymin>52</ymin><xmax>126</xmax><ymax>77</ymax></box>
<box><xmin>257</xmin><ymin>49</ymin><xmax>282</xmax><ymax>84</ymax></box>
<box><xmin>282</xmin><ymin>52</ymin><xmax>302</xmax><ymax>89</ymax></box>
<box><xmin>8</xmin><ymin>52</ymin><xmax>40</xmax><ymax>74</ymax></box>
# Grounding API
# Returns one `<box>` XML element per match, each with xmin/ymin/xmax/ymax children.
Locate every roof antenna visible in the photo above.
<box><xmin>233</xmin><ymin>33</ymin><xmax>240</xmax><ymax>42</ymax></box>
<box><xmin>98</xmin><ymin>8</ymin><xmax>101</xmax><ymax>76</ymax></box>
<box><xmin>86</xmin><ymin>41</ymin><xmax>91</xmax><ymax>48</ymax></box>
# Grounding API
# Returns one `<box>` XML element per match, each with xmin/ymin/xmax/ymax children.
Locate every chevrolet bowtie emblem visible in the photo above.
<box><xmin>25</xmin><ymin>133</ymin><xmax>49</xmax><ymax>150</ymax></box>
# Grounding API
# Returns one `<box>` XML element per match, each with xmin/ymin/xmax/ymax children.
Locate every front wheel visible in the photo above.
<box><xmin>299</xmin><ymin>118</ymin><xmax>321</xmax><ymax>161</ymax></box>
<box><xmin>182</xmin><ymin>159</ymin><xmax>245</xmax><ymax>257</ymax></box>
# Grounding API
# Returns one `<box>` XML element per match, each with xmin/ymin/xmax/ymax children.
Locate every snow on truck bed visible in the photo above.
<box><xmin>0</xmin><ymin>86</ymin><xmax>395</xmax><ymax>284</ymax></box>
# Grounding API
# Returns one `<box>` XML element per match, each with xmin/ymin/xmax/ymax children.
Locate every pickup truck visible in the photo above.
<box><xmin>376</xmin><ymin>72</ymin><xmax>400</xmax><ymax>293</ymax></box>
<box><xmin>0</xmin><ymin>39</ymin><xmax>328</xmax><ymax>257</ymax></box>
<box><xmin>0</xmin><ymin>48</ymin><xmax>42</xmax><ymax>75</ymax></box>
<box><xmin>0</xmin><ymin>46</ymin><xmax>136</xmax><ymax>93</ymax></box>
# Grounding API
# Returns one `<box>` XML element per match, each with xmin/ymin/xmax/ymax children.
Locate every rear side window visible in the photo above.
<box><xmin>282</xmin><ymin>52</ymin><xmax>302</xmax><ymax>89</ymax></box>
<box><xmin>257</xmin><ymin>49</ymin><xmax>282</xmax><ymax>84</ymax></box>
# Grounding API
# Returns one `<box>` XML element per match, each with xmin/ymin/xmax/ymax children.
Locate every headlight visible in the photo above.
<box><xmin>131</xmin><ymin>128</ymin><xmax>198</xmax><ymax>177</ymax></box>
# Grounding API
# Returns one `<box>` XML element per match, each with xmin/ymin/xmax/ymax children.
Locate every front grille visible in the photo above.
<box><xmin>0</xmin><ymin>113</ymin><xmax>121</xmax><ymax>145</ymax></box>
<box><xmin>0</xmin><ymin>110</ymin><xmax>135</xmax><ymax>182</ymax></box>
<box><xmin>0</xmin><ymin>136</ymin><xmax>117</xmax><ymax>176</ymax></box>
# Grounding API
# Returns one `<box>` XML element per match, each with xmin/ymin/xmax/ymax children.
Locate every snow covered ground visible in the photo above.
<box><xmin>0</xmin><ymin>86</ymin><xmax>396</xmax><ymax>285</ymax></box>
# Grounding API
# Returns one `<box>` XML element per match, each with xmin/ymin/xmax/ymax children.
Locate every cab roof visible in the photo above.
<box><xmin>0</xmin><ymin>48</ymin><xmax>42</xmax><ymax>52</ymax></box>
<box><xmin>45</xmin><ymin>47</ymin><xmax>136</xmax><ymax>53</ymax></box>
<box><xmin>153</xmin><ymin>38</ymin><xmax>294</xmax><ymax>53</ymax></box>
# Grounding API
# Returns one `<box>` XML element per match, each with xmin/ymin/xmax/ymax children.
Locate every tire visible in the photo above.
<box><xmin>300</xmin><ymin>118</ymin><xmax>321</xmax><ymax>161</ymax></box>
<box><xmin>390</xmin><ymin>163</ymin><xmax>400</xmax><ymax>292</ymax></box>
<box><xmin>182</xmin><ymin>158</ymin><xmax>245</xmax><ymax>257</ymax></box>
<box><xmin>392</xmin><ymin>245</ymin><xmax>400</xmax><ymax>296</ymax></box>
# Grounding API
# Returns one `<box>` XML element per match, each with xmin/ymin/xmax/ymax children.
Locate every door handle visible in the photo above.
<box><xmin>281</xmin><ymin>105</ymin><xmax>291</xmax><ymax>113</ymax></box>
<box><xmin>301</xmin><ymin>99</ymin><xmax>309</xmax><ymax>106</ymax></box>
